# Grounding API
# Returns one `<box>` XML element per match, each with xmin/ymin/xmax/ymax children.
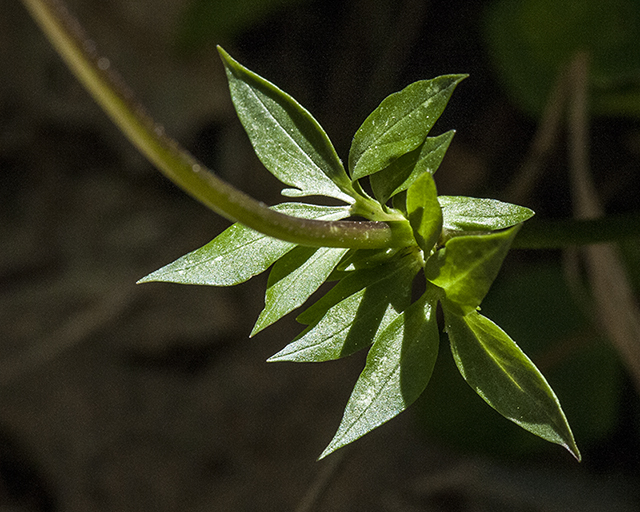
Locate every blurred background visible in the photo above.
<box><xmin>1</xmin><ymin>0</ymin><xmax>640</xmax><ymax>510</ymax></box>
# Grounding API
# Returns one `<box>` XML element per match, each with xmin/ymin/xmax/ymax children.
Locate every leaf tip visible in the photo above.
<box><xmin>216</xmin><ymin>45</ymin><xmax>229</xmax><ymax>60</ymax></box>
<box><xmin>265</xmin><ymin>349</ymin><xmax>292</xmax><ymax>363</ymax></box>
<box><xmin>317</xmin><ymin>442</ymin><xmax>338</xmax><ymax>461</ymax></box>
<box><xmin>136</xmin><ymin>274</ymin><xmax>154</xmax><ymax>285</ymax></box>
<box><xmin>249</xmin><ymin>321</ymin><xmax>264</xmax><ymax>338</ymax></box>
<box><xmin>564</xmin><ymin>440</ymin><xmax>582</xmax><ymax>462</ymax></box>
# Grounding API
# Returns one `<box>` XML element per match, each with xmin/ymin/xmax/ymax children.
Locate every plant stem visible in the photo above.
<box><xmin>19</xmin><ymin>0</ymin><xmax>414</xmax><ymax>249</ymax></box>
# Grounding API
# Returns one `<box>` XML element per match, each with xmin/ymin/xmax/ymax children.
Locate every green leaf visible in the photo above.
<box><xmin>251</xmin><ymin>246</ymin><xmax>349</xmax><ymax>336</ymax></box>
<box><xmin>319</xmin><ymin>290</ymin><xmax>440</xmax><ymax>459</ymax></box>
<box><xmin>445</xmin><ymin>310</ymin><xmax>580</xmax><ymax>460</ymax></box>
<box><xmin>406</xmin><ymin>173</ymin><xmax>443</xmax><ymax>255</ymax></box>
<box><xmin>218</xmin><ymin>47</ymin><xmax>355</xmax><ymax>202</ymax></box>
<box><xmin>349</xmin><ymin>75</ymin><xmax>466</xmax><ymax>180</ymax></box>
<box><xmin>439</xmin><ymin>196</ymin><xmax>535</xmax><ymax>233</ymax></box>
<box><xmin>424</xmin><ymin>225</ymin><xmax>520</xmax><ymax>315</ymax></box>
<box><xmin>268</xmin><ymin>251</ymin><xmax>420</xmax><ymax>362</ymax></box>
<box><xmin>138</xmin><ymin>203</ymin><xmax>349</xmax><ymax>286</ymax></box>
<box><xmin>370</xmin><ymin>131</ymin><xmax>455</xmax><ymax>204</ymax></box>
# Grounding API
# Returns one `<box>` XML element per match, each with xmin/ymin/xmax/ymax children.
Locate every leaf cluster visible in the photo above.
<box><xmin>140</xmin><ymin>48</ymin><xmax>580</xmax><ymax>461</ymax></box>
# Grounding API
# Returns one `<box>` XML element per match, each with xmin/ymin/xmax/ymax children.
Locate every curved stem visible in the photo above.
<box><xmin>20</xmin><ymin>0</ymin><xmax>414</xmax><ymax>249</ymax></box>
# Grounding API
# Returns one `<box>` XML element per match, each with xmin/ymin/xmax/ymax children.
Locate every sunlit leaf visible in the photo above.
<box><xmin>445</xmin><ymin>310</ymin><xmax>581</xmax><ymax>460</ymax></box>
<box><xmin>251</xmin><ymin>246</ymin><xmax>349</xmax><ymax>336</ymax></box>
<box><xmin>219</xmin><ymin>47</ymin><xmax>355</xmax><ymax>202</ymax></box>
<box><xmin>406</xmin><ymin>173</ymin><xmax>443</xmax><ymax>255</ymax></box>
<box><xmin>268</xmin><ymin>251</ymin><xmax>421</xmax><ymax>362</ymax></box>
<box><xmin>138</xmin><ymin>203</ymin><xmax>349</xmax><ymax>286</ymax></box>
<box><xmin>424</xmin><ymin>226</ymin><xmax>520</xmax><ymax>315</ymax></box>
<box><xmin>439</xmin><ymin>196</ymin><xmax>534</xmax><ymax>233</ymax></box>
<box><xmin>370</xmin><ymin>131</ymin><xmax>455</xmax><ymax>204</ymax></box>
<box><xmin>349</xmin><ymin>75</ymin><xmax>466</xmax><ymax>180</ymax></box>
<box><xmin>320</xmin><ymin>290</ymin><xmax>440</xmax><ymax>459</ymax></box>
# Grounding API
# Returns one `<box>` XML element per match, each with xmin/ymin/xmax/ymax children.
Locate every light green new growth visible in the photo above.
<box><xmin>22</xmin><ymin>0</ymin><xmax>584</xmax><ymax>462</ymax></box>
<box><xmin>139</xmin><ymin>49</ymin><xmax>579</xmax><ymax>461</ymax></box>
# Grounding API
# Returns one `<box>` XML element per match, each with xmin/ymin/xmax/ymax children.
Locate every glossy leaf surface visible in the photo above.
<box><xmin>439</xmin><ymin>196</ymin><xmax>534</xmax><ymax>233</ymax></box>
<box><xmin>349</xmin><ymin>75</ymin><xmax>466</xmax><ymax>180</ymax></box>
<box><xmin>370</xmin><ymin>131</ymin><xmax>455</xmax><ymax>204</ymax></box>
<box><xmin>219</xmin><ymin>48</ymin><xmax>355</xmax><ymax>202</ymax></box>
<box><xmin>268</xmin><ymin>252</ymin><xmax>420</xmax><ymax>362</ymax></box>
<box><xmin>406</xmin><ymin>173</ymin><xmax>443</xmax><ymax>255</ymax></box>
<box><xmin>138</xmin><ymin>203</ymin><xmax>349</xmax><ymax>286</ymax></box>
<box><xmin>425</xmin><ymin>226</ymin><xmax>520</xmax><ymax>315</ymax></box>
<box><xmin>320</xmin><ymin>291</ymin><xmax>440</xmax><ymax>458</ymax></box>
<box><xmin>445</xmin><ymin>310</ymin><xmax>580</xmax><ymax>460</ymax></box>
<box><xmin>251</xmin><ymin>246</ymin><xmax>348</xmax><ymax>336</ymax></box>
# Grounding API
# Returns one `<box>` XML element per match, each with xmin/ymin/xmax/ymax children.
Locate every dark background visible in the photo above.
<box><xmin>1</xmin><ymin>0</ymin><xmax>640</xmax><ymax>510</ymax></box>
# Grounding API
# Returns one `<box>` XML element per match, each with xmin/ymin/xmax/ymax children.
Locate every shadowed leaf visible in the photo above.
<box><xmin>445</xmin><ymin>310</ymin><xmax>580</xmax><ymax>460</ymax></box>
<box><xmin>349</xmin><ymin>75</ymin><xmax>466</xmax><ymax>180</ymax></box>
<box><xmin>251</xmin><ymin>246</ymin><xmax>348</xmax><ymax>336</ymax></box>
<box><xmin>406</xmin><ymin>172</ymin><xmax>443</xmax><ymax>255</ymax></box>
<box><xmin>320</xmin><ymin>291</ymin><xmax>440</xmax><ymax>458</ymax></box>
<box><xmin>268</xmin><ymin>251</ymin><xmax>421</xmax><ymax>362</ymax></box>
<box><xmin>371</xmin><ymin>131</ymin><xmax>455</xmax><ymax>204</ymax></box>
<box><xmin>425</xmin><ymin>226</ymin><xmax>520</xmax><ymax>315</ymax></box>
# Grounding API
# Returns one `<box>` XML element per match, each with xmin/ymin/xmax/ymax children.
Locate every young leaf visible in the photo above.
<box><xmin>439</xmin><ymin>196</ymin><xmax>534</xmax><ymax>233</ymax></box>
<box><xmin>406</xmin><ymin>172</ymin><xmax>443</xmax><ymax>255</ymax></box>
<box><xmin>370</xmin><ymin>131</ymin><xmax>455</xmax><ymax>204</ymax></box>
<box><xmin>424</xmin><ymin>225</ymin><xmax>520</xmax><ymax>315</ymax></box>
<box><xmin>349</xmin><ymin>75</ymin><xmax>466</xmax><ymax>180</ymax></box>
<box><xmin>218</xmin><ymin>48</ymin><xmax>355</xmax><ymax>202</ymax></box>
<box><xmin>319</xmin><ymin>291</ymin><xmax>440</xmax><ymax>459</ymax></box>
<box><xmin>445</xmin><ymin>310</ymin><xmax>581</xmax><ymax>460</ymax></box>
<box><xmin>251</xmin><ymin>246</ymin><xmax>349</xmax><ymax>336</ymax></box>
<box><xmin>268</xmin><ymin>252</ymin><xmax>421</xmax><ymax>362</ymax></box>
<box><xmin>138</xmin><ymin>203</ymin><xmax>349</xmax><ymax>286</ymax></box>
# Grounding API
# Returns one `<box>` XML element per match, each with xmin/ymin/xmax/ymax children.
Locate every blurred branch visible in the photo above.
<box><xmin>505</xmin><ymin>60</ymin><xmax>571</xmax><ymax>204</ymax></box>
<box><xmin>513</xmin><ymin>213</ymin><xmax>640</xmax><ymax>249</ymax></box>
<box><xmin>566</xmin><ymin>52</ymin><xmax>640</xmax><ymax>394</ymax></box>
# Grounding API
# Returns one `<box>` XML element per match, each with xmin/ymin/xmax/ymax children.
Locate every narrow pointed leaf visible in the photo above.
<box><xmin>320</xmin><ymin>292</ymin><xmax>440</xmax><ymax>459</ymax></box>
<box><xmin>138</xmin><ymin>203</ymin><xmax>349</xmax><ymax>286</ymax></box>
<box><xmin>268</xmin><ymin>252</ymin><xmax>421</xmax><ymax>362</ymax></box>
<box><xmin>349</xmin><ymin>75</ymin><xmax>466</xmax><ymax>180</ymax></box>
<box><xmin>251</xmin><ymin>246</ymin><xmax>349</xmax><ymax>336</ymax></box>
<box><xmin>406</xmin><ymin>173</ymin><xmax>443</xmax><ymax>255</ymax></box>
<box><xmin>445</xmin><ymin>310</ymin><xmax>580</xmax><ymax>460</ymax></box>
<box><xmin>425</xmin><ymin>225</ymin><xmax>520</xmax><ymax>315</ymax></box>
<box><xmin>439</xmin><ymin>196</ymin><xmax>535</xmax><ymax>233</ymax></box>
<box><xmin>219</xmin><ymin>47</ymin><xmax>355</xmax><ymax>202</ymax></box>
<box><xmin>371</xmin><ymin>131</ymin><xmax>455</xmax><ymax>204</ymax></box>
